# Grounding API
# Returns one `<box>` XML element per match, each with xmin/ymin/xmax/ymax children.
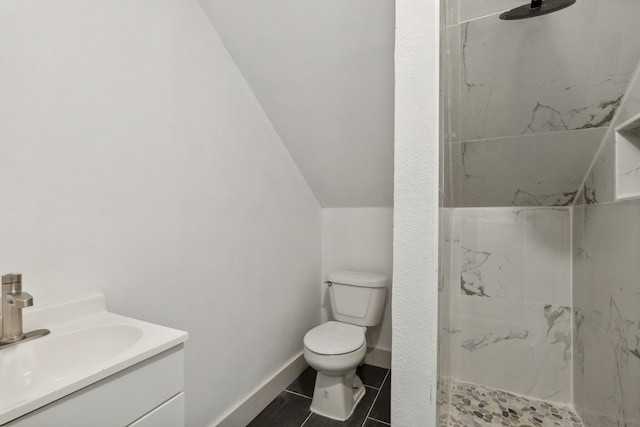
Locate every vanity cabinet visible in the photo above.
<box><xmin>4</xmin><ymin>345</ymin><xmax>185</xmax><ymax>427</ymax></box>
<box><xmin>128</xmin><ymin>393</ymin><xmax>184</xmax><ymax>427</ymax></box>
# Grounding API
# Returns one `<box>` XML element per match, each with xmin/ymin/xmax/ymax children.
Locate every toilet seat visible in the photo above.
<box><xmin>303</xmin><ymin>321</ymin><xmax>365</xmax><ymax>355</ymax></box>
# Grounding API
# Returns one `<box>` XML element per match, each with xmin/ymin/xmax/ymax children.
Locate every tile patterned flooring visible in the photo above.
<box><xmin>444</xmin><ymin>381</ymin><xmax>584</xmax><ymax>427</ymax></box>
<box><xmin>249</xmin><ymin>369</ymin><xmax>584</xmax><ymax>426</ymax></box>
<box><xmin>247</xmin><ymin>364</ymin><xmax>390</xmax><ymax>427</ymax></box>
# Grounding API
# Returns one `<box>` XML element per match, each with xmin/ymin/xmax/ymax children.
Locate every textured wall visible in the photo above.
<box><xmin>0</xmin><ymin>2</ymin><xmax>321</xmax><ymax>426</ymax></box>
<box><xmin>393</xmin><ymin>0</ymin><xmax>440</xmax><ymax>425</ymax></box>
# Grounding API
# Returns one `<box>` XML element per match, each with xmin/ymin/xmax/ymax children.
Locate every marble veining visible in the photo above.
<box><xmin>620</xmin><ymin>164</ymin><xmax>640</xmax><ymax>178</ymax></box>
<box><xmin>575</xmin><ymin>47</ymin><xmax>640</xmax><ymax>207</ymax></box>
<box><xmin>521</xmin><ymin>95</ymin><xmax>623</xmax><ymax>135</ymax></box>
<box><xmin>509</xmin><ymin>189</ymin><xmax>576</xmax><ymax>207</ymax></box>
<box><xmin>449</xmin><ymin>129</ymin><xmax>604</xmax><ymax>208</ymax></box>
<box><xmin>578</xmin><ymin>129</ymin><xmax>616</xmax><ymax>206</ymax></box>
<box><xmin>453</xmin><ymin>208</ymin><xmax>571</xmax><ymax>306</ymax></box>
<box><xmin>442</xmin><ymin>0</ymin><xmax>640</xmax><ymax>209</ymax></box>
<box><xmin>457</xmin><ymin>0</ymin><xmax>640</xmax><ymax>141</ymax></box>
<box><xmin>461</xmin><ymin>330</ymin><xmax>528</xmax><ymax>352</ymax></box>
<box><xmin>573</xmin><ymin>200</ymin><xmax>640</xmax><ymax>426</ymax></box>
<box><xmin>450</xmin><ymin>295</ymin><xmax>572</xmax><ymax>402</ymax></box>
<box><xmin>447</xmin><ymin>207</ymin><xmax>573</xmax><ymax>402</ymax></box>
<box><xmin>460</xmin><ymin>246</ymin><xmax>491</xmax><ymax>297</ymax></box>
<box><xmin>545</xmin><ymin>305</ymin><xmax>572</xmax><ymax>367</ymax></box>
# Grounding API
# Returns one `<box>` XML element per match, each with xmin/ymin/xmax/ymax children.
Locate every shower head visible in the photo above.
<box><xmin>499</xmin><ymin>0</ymin><xmax>576</xmax><ymax>20</ymax></box>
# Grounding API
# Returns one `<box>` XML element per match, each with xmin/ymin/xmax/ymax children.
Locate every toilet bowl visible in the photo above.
<box><xmin>303</xmin><ymin>321</ymin><xmax>368</xmax><ymax>421</ymax></box>
<box><xmin>303</xmin><ymin>271</ymin><xmax>388</xmax><ymax>421</ymax></box>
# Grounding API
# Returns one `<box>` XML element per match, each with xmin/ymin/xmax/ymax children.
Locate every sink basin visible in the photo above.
<box><xmin>33</xmin><ymin>324</ymin><xmax>143</xmax><ymax>377</ymax></box>
<box><xmin>0</xmin><ymin>294</ymin><xmax>187</xmax><ymax>424</ymax></box>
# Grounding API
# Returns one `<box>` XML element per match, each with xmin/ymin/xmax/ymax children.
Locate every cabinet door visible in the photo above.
<box><xmin>128</xmin><ymin>393</ymin><xmax>184</xmax><ymax>427</ymax></box>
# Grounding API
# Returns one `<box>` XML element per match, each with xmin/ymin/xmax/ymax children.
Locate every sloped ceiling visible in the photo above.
<box><xmin>198</xmin><ymin>0</ymin><xmax>395</xmax><ymax>207</ymax></box>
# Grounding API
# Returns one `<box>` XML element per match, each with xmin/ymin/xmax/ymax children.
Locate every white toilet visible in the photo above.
<box><xmin>303</xmin><ymin>271</ymin><xmax>388</xmax><ymax>421</ymax></box>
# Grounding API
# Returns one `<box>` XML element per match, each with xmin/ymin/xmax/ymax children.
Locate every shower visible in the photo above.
<box><xmin>500</xmin><ymin>0</ymin><xmax>576</xmax><ymax>20</ymax></box>
<box><xmin>437</xmin><ymin>0</ymin><xmax>640</xmax><ymax>424</ymax></box>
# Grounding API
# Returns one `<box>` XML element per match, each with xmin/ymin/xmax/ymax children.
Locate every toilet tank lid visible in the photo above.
<box><xmin>327</xmin><ymin>271</ymin><xmax>388</xmax><ymax>288</ymax></box>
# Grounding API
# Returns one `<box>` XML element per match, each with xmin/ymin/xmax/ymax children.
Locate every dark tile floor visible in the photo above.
<box><xmin>248</xmin><ymin>364</ymin><xmax>391</xmax><ymax>427</ymax></box>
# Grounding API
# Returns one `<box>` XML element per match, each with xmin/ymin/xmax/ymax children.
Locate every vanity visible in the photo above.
<box><xmin>0</xmin><ymin>293</ymin><xmax>188</xmax><ymax>426</ymax></box>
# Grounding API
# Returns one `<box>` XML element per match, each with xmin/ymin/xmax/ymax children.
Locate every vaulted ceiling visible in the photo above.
<box><xmin>198</xmin><ymin>0</ymin><xmax>395</xmax><ymax>207</ymax></box>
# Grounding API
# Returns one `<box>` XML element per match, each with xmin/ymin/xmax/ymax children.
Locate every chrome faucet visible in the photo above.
<box><xmin>0</xmin><ymin>273</ymin><xmax>49</xmax><ymax>348</ymax></box>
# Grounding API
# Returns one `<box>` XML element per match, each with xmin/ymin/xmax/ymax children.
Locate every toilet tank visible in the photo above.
<box><xmin>327</xmin><ymin>271</ymin><xmax>388</xmax><ymax>327</ymax></box>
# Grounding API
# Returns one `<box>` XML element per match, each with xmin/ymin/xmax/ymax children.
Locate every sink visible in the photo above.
<box><xmin>33</xmin><ymin>324</ymin><xmax>143</xmax><ymax>377</ymax></box>
<box><xmin>0</xmin><ymin>294</ymin><xmax>187</xmax><ymax>425</ymax></box>
<box><xmin>0</xmin><ymin>325</ymin><xmax>143</xmax><ymax>403</ymax></box>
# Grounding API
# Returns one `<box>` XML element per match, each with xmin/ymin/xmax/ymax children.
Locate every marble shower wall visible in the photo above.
<box><xmin>572</xmin><ymin>38</ymin><xmax>640</xmax><ymax>427</ymax></box>
<box><xmin>448</xmin><ymin>129</ymin><xmax>604</xmax><ymax>207</ymax></box>
<box><xmin>443</xmin><ymin>0</ymin><xmax>640</xmax><ymax>208</ymax></box>
<box><xmin>577</xmin><ymin>54</ymin><xmax>640</xmax><ymax>205</ymax></box>
<box><xmin>573</xmin><ymin>201</ymin><xmax>640</xmax><ymax>427</ymax></box>
<box><xmin>440</xmin><ymin>1</ymin><xmax>640</xmax><ymax>424</ymax></box>
<box><xmin>448</xmin><ymin>207</ymin><xmax>572</xmax><ymax>403</ymax></box>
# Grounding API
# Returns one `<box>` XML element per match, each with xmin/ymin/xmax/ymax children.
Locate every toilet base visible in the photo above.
<box><xmin>310</xmin><ymin>370</ymin><xmax>366</xmax><ymax>421</ymax></box>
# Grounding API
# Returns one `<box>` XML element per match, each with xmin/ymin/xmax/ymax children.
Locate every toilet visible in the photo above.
<box><xmin>303</xmin><ymin>271</ymin><xmax>388</xmax><ymax>421</ymax></box>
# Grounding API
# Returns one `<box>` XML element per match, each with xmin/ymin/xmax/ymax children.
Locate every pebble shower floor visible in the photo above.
<box><xmin>442</xmin><ymin>381</ymin><xmax>584</xmax><ymax>426</ymax></box>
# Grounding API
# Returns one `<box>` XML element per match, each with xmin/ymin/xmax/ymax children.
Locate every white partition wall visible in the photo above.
<box><xmin>393</xmin><ymin>0</ymin><xmax>440</xmax><ymax>425</ymax></box>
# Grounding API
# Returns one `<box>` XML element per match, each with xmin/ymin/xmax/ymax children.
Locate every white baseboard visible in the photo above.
<box><xmin>364</xmin><ymin>347</ymin><xmax>392</xmax><ymax>369</ymax></box>
<box><xmin>210</xmin><ymin>352</ymin><xmax>308</xmax><ymax>427</ymax></box>
<box><xmin>209</xmin><ymin>347</ymin><xmax>391</xmax><ymax>427</ymax></box>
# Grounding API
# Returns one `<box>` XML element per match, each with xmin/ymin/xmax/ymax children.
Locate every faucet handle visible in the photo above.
<box><xmin>2</xmin><ymin>273</ymin><xmax>22</xmax><ymax>285</ymax></box>
<box><xmin>7</xmin><ymin>292</ymin><xmax>33</xmax><ymax>309</ymax></box>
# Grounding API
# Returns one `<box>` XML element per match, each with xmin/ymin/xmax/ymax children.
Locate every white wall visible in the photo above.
<box><xmin>0</xmin><ymin>1</ymin><xmax>321</xmax><ymax>426</ymax></box>
<box><xmin>321</xmin><ymin>208</ymin><xmax>393</xmax><ymax>351</ymax></box>
<box><xmin>198</xmin><ymin>0</ymin><xmax>395</xmax><ymax>208</ymax></box>
<box><xmin>393</xmin><ymin>0</ymin><xmax>440</xmax><ymax>425</ymax></box>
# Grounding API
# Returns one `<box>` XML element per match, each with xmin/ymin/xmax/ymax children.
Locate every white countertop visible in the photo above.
<box><xmin>0</xmin><ymin>293</ymin><xmax>188</xmax><ymax>425</ymax></box>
